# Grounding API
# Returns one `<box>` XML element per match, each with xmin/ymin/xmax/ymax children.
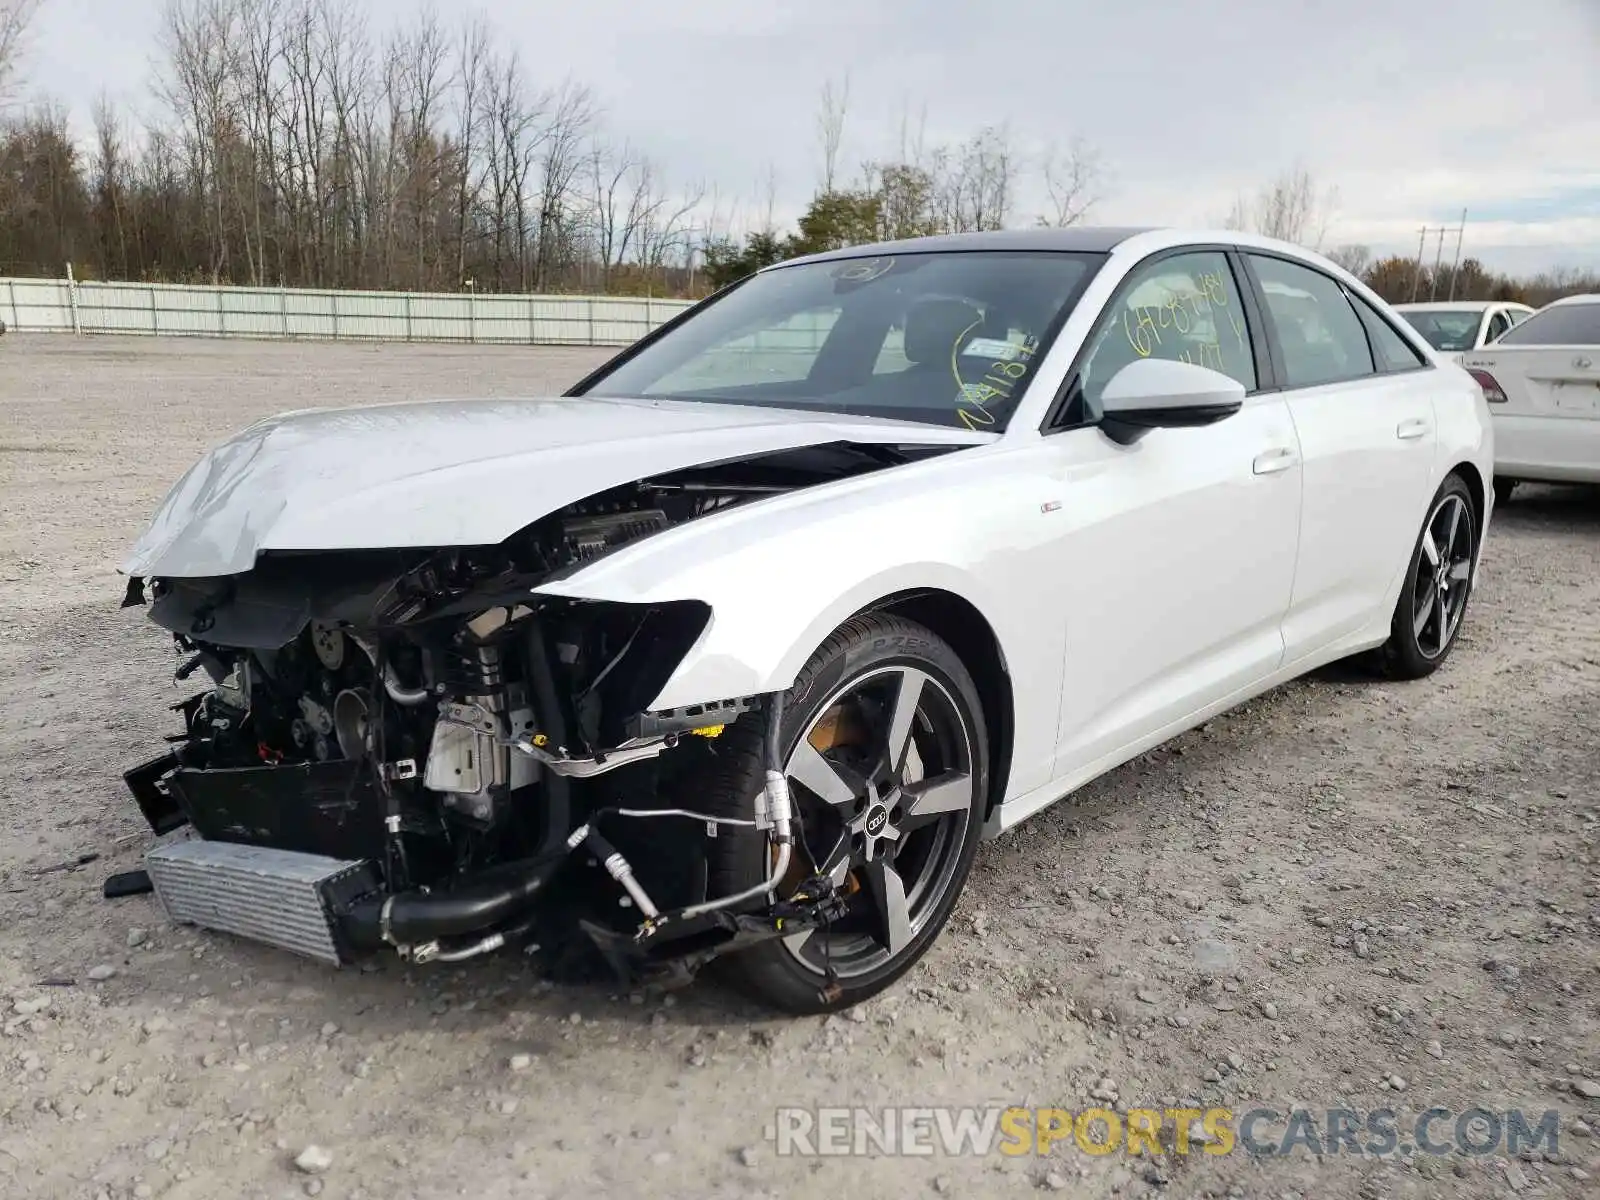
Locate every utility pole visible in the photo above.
<box><xmin>1428</xmin><ymin>226</ymin><xmax>1448</xmax><ymax>300</ymax></box>
<box><xmin>1446</xmin><ymin>208</ymin><xmax>1468</xmax><ymax>301</ymax></box>
<box><xmin>1410</xmin><ymin>226</ymin><xmax>1429</xmax><ymax>301</ymax></box>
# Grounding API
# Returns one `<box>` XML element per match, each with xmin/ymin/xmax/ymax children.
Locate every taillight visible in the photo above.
<box><xmin>1468</xmin><ymin>368</ymin><xmax>1508</xmax><ymax>404</ymax></box>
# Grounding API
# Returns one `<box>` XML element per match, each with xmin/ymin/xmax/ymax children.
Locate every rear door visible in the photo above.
<box><xmin>1464</xmin><ymin>299</ymin><xmax>1600</xmax><ymax>480</ymax></box>
<box><xmin>1242</xmin><ymin>252</ymin><xmax>1442</xmax><ymax>661</ymax></box>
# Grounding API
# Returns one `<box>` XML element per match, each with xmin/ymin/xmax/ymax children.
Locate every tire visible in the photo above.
<box><xmin>1380</xmin><ymin>473</ymin><xmax>1478</xmax><ymax>680</ymax></box>
<box><xmin>1493</xmin><ymin>477</ymin><xmax>1517</xmax><ymax>507</ymax></box>
<box><xmin>687</xmin><ymin>613</ymin><xmax>989</xmax><ymax>1014</ymax></box>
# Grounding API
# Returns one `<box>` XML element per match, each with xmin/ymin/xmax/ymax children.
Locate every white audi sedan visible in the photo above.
<box><xmin>118</xmin><ymin>227</ymin><xmax>1494</xmax><ymax>1013</ymax></box>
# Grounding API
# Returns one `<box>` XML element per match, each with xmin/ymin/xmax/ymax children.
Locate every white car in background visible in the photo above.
<box><xmin>1461</xmin><ymin>294</ymin><xmax>1600</xmax><ymax>505</ymax></box>
<box><xmin>1395</xmin><ymin>300</ymin><xmax>1536</xmax><ymax>361</ymax></box>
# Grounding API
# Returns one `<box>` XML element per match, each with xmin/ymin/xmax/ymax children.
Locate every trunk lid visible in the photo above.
<box><xmin>1463</xmin><ymin>346</ymin><xmax>1600</xmax><ymax>415</ymax></box>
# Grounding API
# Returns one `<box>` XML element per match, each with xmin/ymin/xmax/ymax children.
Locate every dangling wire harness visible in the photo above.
<box><xmin>561</xmin><ymin>690</ymin><xmax>797</xmax><ymax>940</ymax></box>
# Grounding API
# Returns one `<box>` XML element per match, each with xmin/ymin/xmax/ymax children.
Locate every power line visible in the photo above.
<box><xmin>1414</xmin><ymin>211</ymin><xmax>1469</xmax><ymax>301</ymax></box>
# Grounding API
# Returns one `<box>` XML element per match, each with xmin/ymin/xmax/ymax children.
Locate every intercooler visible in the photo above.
<box><xmin>145</xmin><ymin>839</ymin><xmax>381</xmax><ymax>965</ymax></box>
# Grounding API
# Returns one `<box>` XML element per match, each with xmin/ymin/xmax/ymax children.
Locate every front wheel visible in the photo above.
<box><xmin>690</xmin><ymin>614</ymin><xmax>989</xmax><ymax>1014</ymax></box>
<box><xmin>1380</xmin><ymin>474</ymin><xmax>1478</xmax><ymax>680</ymax></box>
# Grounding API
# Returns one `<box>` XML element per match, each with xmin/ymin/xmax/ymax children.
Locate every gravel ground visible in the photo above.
<box><xmin>1</xmin><ymin>334</ymin><xmax>1597</xmax><ymax>1200</ymax></box>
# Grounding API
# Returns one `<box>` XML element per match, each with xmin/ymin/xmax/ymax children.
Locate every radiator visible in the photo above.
<box><xmin>145</xmin><ymin>839</ymin><xmax>380</xmax><ymax>965</ymax></box>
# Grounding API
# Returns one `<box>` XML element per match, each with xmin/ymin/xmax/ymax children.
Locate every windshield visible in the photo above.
<box><xmin>1398</xmin><ymin>309</ymin><xmax>1482</xmax><ymax>351</ymax></box>
<box><xmin>577</xmin><ymin>250</ymin><xmax>1105</xmax><ymax>431</ymax></box>
<box><xmin>1496</xmin><ymin>301</ymin><xmax>1600</xmax><ymax>346</ymax></box>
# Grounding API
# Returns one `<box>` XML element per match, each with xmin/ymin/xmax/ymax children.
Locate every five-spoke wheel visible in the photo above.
<box><xmin>694</xmin><ymin>614</ymin><xmax>988</xmax><ymax>1013</ymax></box>
<box><xmin>1382</xmin><ymin>474</ymin><xmax>1478</xmax><ymax>678</ymax></box>
<box><xmin>777</xmin><ymin>662</ymin><xmax>977</xmax><ymax>980</ymax></box>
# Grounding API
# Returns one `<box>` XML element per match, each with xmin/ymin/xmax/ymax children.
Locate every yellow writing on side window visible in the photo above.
<box><xmin>1159</xmin><ymin>294</ymin><xmax>1194</xmax><ymax>336</ymax></box>
<box><xmin>1198</xmin><ymin>270</ymin><xmax>1230</xmax><ymax>307</ymax></box>
<box><xmin>1228</xmin><ymin>310</ymin><xmax>1248</xmax><ymax>353</ymax></box>
<box><xmin>1179</xmin><ymin>340</ymin><xmax>1226</xmax><ymax>372</ymax></box>
<box><xmin>1124</xmin><ymin>307</ymin><xmax>1161</xmax><ymax>357</ymax></box>
<box><xmin>1124</xmin><ymin>268</ymin><xmax>1232</xmax><ymax>357</ymax></box>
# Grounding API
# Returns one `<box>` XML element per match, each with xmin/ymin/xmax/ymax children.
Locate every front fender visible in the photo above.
<box><xmin>534</xmin><ymin>440</ymin><xmax>1071</xmax><ymax>802</ymax></box>
<box><xmin>540</xmin><ymin>539</ymin><xmax>1005</xmax><ymax>713</ymax></box>
<box><xmin>531</xmin><ymin>458</ymin><xmax>1019</xmax><ymax>713</ymax></box>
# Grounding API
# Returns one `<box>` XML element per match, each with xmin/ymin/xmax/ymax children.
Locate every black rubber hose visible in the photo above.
<box><xmin>765</xmin><ymin>687</ymin><xmax>785</xmax><ymax>774</ymax></box>
<box><xmin>340</xmin><ymin>852</ymin><xmax>564</xmax><ymax>949</ymax></box>
<box><xmin>525</xmin><ymin>617</ymin><xmax>572</xmax><ymax>857</ymax></box>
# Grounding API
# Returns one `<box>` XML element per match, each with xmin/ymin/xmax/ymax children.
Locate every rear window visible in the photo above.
<box><xmin>1496</xmin><ymin>302</ymin><xmax>1600</xmax><ymax>346</ymax></box>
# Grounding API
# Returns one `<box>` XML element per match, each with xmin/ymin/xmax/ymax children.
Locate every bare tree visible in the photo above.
<box><xmin>587</xmin><ymin>137</ymin><xmax>638</xmax><ymax>287</ymax></box>
<box><xmin>940</xmin><ymin>124</ymin><xmax>1014</xmax><ymax>233</ymax></box>
<box><xmin>477</xmin><ymin>46</ymin><xmax>538</xmax><ymax>288</ymax></box>
<box><xmin>1223</xmin><ymin>164</ymin><xmax>1339</xmax><ymax>249</ymax></box>
<box><xmin>157</xmin><ymin>0</ymin><xmax>245</xmax><ymax>281</ymax></box>
<box><xmin>816</xmin><ymin>72</ymin><xmax>849</xmax><ymax>194</ymax></box>
<box><xmin>90</xmin><ymin>93</ymin><xmax>131</xmax><ymax>276</ymax></box>
<box><xmin>1038</xmin><ymin>137</ymin><xmax>1102</xmax><ymax>227</ymax></box>
<box><xmin>318</xmin><ymin>0</ymin><xmax>375</xmax><ymax>286</ymax></box>
<box><xmin>451</xmin><ymin>13</ymin><xmax>490</xmax><ymax>285</ymax></box>
<box><xmin>634</xmin><ymin>167</ymin><xmax>704</xmax><ymax>280</ymax></box>
<box><xmin>382</xmin><ymin>4</ymin><xmax>449</xmax><ymax>288</ymax></box>
<box><xmin>529</xmin><ymin>79</ymin><xmax>594</xmax><ymax>290</ymax></box>
<box><xmin>0</xmin><ymin>0</ymin><xmax>44</xmax><ymax>104</ymax></box>
<box><xmin>1326</xmin><ymin>243</ymin><xmax>1372</xmax><ymax>277</ymax></box>
<box><xmin>756</xmin><ymin>161</ymin><xmax>778</xmax><ymax>235</ymax></box>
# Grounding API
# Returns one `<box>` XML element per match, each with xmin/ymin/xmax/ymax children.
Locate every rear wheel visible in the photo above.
<box><xmin>1380</xmin><ymin>474</ymin><xmax>1478</xmax><ymax>680</ymax></box>
<box><xmin>691</xmin><ymin>614</ymin><xmax>988</xmax><ymax>1014</ymax></box>
<box><xmin>1493</xmin><ymin>476</ymin><xmax>1517</xmax><ymax>507</ymax></box>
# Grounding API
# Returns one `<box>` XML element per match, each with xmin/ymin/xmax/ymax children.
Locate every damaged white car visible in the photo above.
<box><xmin>119</xmin><ymin>228</ymin><xmax>1494</xmax><ymax>1013</ymax></box>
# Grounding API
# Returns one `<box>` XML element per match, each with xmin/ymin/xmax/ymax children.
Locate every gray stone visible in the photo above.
<box><xmin>294</xmin><ymin>1145</ymin><xmax>334</xmax><ymax>1174</ymax></box>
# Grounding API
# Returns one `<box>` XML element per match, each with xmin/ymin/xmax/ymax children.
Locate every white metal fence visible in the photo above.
<box><xmin>0</xmin><ymin>276</ymin><xmax>697</xmax><ymax>346</ymax></box>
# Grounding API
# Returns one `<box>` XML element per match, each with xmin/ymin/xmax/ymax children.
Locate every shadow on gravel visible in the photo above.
<box><xmin>1495</xmin><ymin>481</ymin><xmax>1600</xmax><ymax>530</ymax></box>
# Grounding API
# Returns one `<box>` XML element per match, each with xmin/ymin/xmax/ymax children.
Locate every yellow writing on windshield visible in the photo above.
<box><xmin>950</xmin><ymin>332</ymin><xmax>1038</xmax><ymax>431</ymax></box>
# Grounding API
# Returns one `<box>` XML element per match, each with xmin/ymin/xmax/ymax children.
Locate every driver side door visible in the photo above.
<box><xmin>1046</xmin><ymin>248</ymin><xmax>1304</xmax><ymax>784</ymax></box>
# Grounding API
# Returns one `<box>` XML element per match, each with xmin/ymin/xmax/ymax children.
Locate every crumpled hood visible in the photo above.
<box><xmin>122</xmin><ymin>395</ymin><xmax>991</xmax><ymax>578</ymax></box>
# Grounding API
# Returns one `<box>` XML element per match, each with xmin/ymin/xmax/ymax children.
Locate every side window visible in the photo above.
<box><xmin>1486</xmin><ymin>311</ymin><xmax>1511</xmax><ymax>342</ymax></box>
<box><xmin>1248</xmin><ymin>254</ymin><xmax>1376</xmax><ymax>387</ymax></box>
<box><xmin>1078</xmin><ymin>250</ymin><xmax>1257</xmax><ymax>413</ymax></box>
<box><xmin>1347</xmin><ymin>291</ymin><xmax>1428</xmax><ymax>372</ymax></box>
<box><xmin>649</xmin><ymin>305</ymin><xmax>842</xmax><ymax>391</ymax></box>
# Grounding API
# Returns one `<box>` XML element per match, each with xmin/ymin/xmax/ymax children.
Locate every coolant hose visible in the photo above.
<box><xmin>525</xmin><ymin>618</ymin><xmax>572</xmax><ymax>857</ymax></box>
<box><xmin>340</xmin><ymin>853</ymin><xmax>564</xmax><ymax>949</ymax></box>
<box><xmin>765</xmin><ymin>687</ymin><xmax>785</xmax><ymax>772</ymax></box>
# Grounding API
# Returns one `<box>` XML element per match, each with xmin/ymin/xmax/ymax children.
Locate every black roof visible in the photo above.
<box><xmin>777</xmin><ymin>226</ymin><xmax>1156</xmax><ymax>268</ymax></box>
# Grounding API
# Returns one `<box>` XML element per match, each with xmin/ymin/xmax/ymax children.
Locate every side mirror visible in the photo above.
<box><xmin>1098</xmin><ymin>358</ymin><xmax>1247</xmax><ymax>445</ymax></box>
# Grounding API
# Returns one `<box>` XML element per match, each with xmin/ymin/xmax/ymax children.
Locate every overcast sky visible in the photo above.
<box><xmin>16</xmin><ymin>0</ymin><xmax>1600</xmax><ymax>276</ymax></box>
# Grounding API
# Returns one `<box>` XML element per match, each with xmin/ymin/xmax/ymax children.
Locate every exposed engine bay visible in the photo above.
<box><xmin>119</xmin><ymin>442</ymin><xmax>941</xmax><ymax>993</ymax></box>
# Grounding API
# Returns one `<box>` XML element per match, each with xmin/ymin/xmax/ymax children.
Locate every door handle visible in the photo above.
<box><xmin>1395</xmin><ymin>417</ymin><xmax>1431</xmax><ymax>440</ymax></box>
<box><xmin>1252</xmin><ymin>447</ymin><xmax>1298</xmax><ymax>475</ymax></box>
